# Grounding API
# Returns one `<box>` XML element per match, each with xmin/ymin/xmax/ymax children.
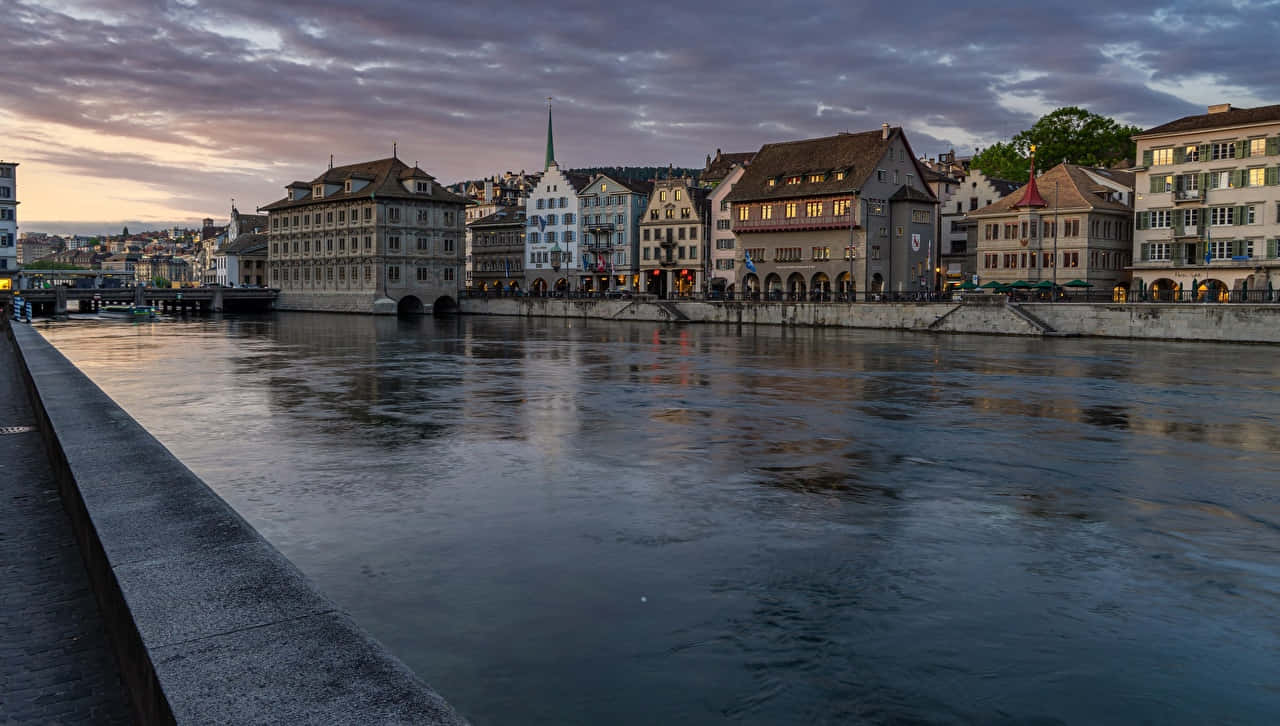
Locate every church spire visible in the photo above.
<box><xmin>545</xmin><ymin>97</ymin><xmax>556</xmax><ymax>170</ymax></box>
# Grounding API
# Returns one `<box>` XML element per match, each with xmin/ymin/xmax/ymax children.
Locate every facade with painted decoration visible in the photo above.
<box><xmin>577</xmin><ymin>174</ymin><xmax>650</xmax><ymax>292</ymax></box>
<box><xmin>523</xmin><ymin>105</ymin><xmax>589</xmax><ymax>294</ymax></box>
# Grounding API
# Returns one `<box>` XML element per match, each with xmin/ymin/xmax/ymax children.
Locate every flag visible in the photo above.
<box><xmin>505</xmin><ymin>257</ymin><xmax>510</xmax><ymax>278</ymax></box>
<box><xmin>744</xmin><ymin>249</ymin><xmax>757</xmax><ymax>273</ymax></box>
<box><xmin>538</xmin><ymin>215</ymin><xmax>546</xmax><ymax>232</ymax></box>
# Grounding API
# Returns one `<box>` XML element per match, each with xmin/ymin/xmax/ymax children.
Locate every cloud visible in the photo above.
<box><xmin>1</xmin><ymin>0</ymin><xmax>1273</xmax><ymax>229</ymax></box>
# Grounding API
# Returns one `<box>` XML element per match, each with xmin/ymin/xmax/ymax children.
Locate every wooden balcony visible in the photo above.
<box><xmin>733</xmin><ymin>214</ymin><xmax>857</xmax><ymax>233</ymax></box>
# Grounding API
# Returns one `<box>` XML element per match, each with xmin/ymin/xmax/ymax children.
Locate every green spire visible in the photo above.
<box><xmin>545</xmin><ymin>98</ymin><xmax>556</xmax><ymax>170</ymax></box>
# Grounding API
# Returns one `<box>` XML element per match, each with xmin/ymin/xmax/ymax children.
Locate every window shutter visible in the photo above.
<box><xmin>1141</xmin><ymin>243</ymin><xmax>1150</xmax><ymax>261</ymax></box>
<box><xmin>1199</xmin><ymin>172</ymin><xmax>1210</xmax><ymax>190</ymax></box>
<box><xmin>1269</xmin><ymin>238</ymin><xmax>1278</xmax><ymax>258</ymax></box>
<box><xmin>1237</xmin><ymin>142</ymin><xmax>1249</xmax><ymax>159</ymax></box>
<box><xmin>1231</xmin><ymin>170</ymin><xmax>1244</xmax><ymax>188</ymax></box>
<box><xmin>1173</xmin><ymin>147</ymin><xmax>1185</xmax><ymax>164</ymax></box>
<box><xmin>1196</xmin><ymin>241</ymin><xmax>1207</xmax><ymax>262</ymax></box>
<box><xmin>1199</xmin><ymin>144</ymin><xmax>1211</xmax><ymax>160</ymax></box>
<box><xmin>1137</xmin><ymin>211</ymin><xmax>1148</xmax><ymax>230</ymax></box>
<box><xmin>1149</xmin><ymin>175</ymin><xmax>1162</xmax><ymax>193</ymax></box>
<box><xmin>1268</xmin><ymin>167</ymin><xmax>1280</xmax><ymax>186</ymax></box>
<box><xmin>1142</xmin><ymin>149</ymin><xmax>1153</xmax><ymax>167</ymax></box>
<box><xmin>1231</xmin><ymin>240</ymin><xmax>1242</xmax><ymax>257</ymax></box>
<box><xmin>1269</xmin><ymin>137</ymin><xmax>1280</xmax><ymax>156</ymax></box>
<box><xmin>1236</xmin><ymin>205</ymin><xmax>1248</xmax><ymax>224</ymax></box>
<box><xmin>1172</xmin><ymin>213</ymin><xmax>1184</xmax><ymax>236</ymax></box>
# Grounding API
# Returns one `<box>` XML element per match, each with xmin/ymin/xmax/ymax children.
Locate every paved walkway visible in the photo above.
<box><xmin>0</xmin><ymin>327</ymin><xmax>132</xmax><ymax>724</ymax></box>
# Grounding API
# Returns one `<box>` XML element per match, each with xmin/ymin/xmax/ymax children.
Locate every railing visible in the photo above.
<box><xmin>1172</xmin><ymin>188</ymin><xmax>1202</xmax><ymax>202</ymax></box>
<box><xmin>461</xmin><ymin>288</ymin><xmax>1280</xmax><ymax>304</ymax></box>
<box><xmin>734</xmin><ymin>215</ymin><xmax>857</xmax><ymax>233</ymax></box>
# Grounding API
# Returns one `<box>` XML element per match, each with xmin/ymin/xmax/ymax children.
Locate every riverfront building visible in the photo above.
<box><xmin>969</xmin><ymin>160</ymin><xmax>1134</xmax><ymax>294</ymax></box>
<box><xmin>638</xmin><ymin>176</ymin><xmax>709</xmax><ymax>297</ymax></box>
<box><xmin>725</xmin><ymin>126</ymin><xmax>938</xmax><ymax>299</ymax></box>
<box><xmin>1132</xmin><ymin>103</ymin><xmax>1280</xmax><ymax>301</ymax></box>
<box><xmin>577</xmin><ymin>174</ymin><xmax>650</xmax><ymax>292</ymax></box>
<box><xmin>922</xmin><ymin>151</ymin><xmax>1022</xmax><ymax>286</ymax></box>
<box><xmin>468</xmin><ymin>207</ymin><xmax>526</xmax><ymax>291</ymax></box>
<box><xmin>703</xmin><ymin>150</ymin><xmax>755</xmax><ymax>294</ymax></box>
<box><xmin>524</xmin><ymin>106</ymin><xmax>590</xmax><ymax>294</ymax></box>
<box><xmin>0</xmin><ymin>160</ymin><xmax>17</xmax><ymax>275</ymax></box>
<box><xmin>261</xmin><ymin>156</ymin><xmax>467</xmax><ymax>314</ymax></box>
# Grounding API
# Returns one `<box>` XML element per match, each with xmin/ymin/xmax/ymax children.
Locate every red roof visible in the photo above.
<box><xmin>1014</xmin><ymin>154</ymin><xmax>1047</xmax><ymax>208</ymax></box>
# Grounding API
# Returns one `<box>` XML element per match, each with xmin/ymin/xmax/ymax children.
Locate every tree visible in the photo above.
<box><xmin>972</xmin><ymin>107</ymin><xmax>1142</xmax><ymax>181</ymax></box>
<box><xmin>152</xmin><ymin>276</ymin><xmax>170</xmax><ymax>288</ymax></box>
<box><xmin>23</xmin><ymin>260</ymin><xmax>89</xmax><ymax>271</ymax></box>
<box><xmin>122</xmin><ymin>226</ymin><xmax>130</xmax><ymax>236</ymax></box>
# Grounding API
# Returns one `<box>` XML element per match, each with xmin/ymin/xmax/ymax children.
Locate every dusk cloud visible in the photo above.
<box><xmin>3</xmin><ymin>0</ymin><xmax>1274</xmax><ymax>231</ymax></box>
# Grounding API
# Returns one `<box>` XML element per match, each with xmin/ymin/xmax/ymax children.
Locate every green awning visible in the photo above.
<box><xmin>1010</xmin><ymin>280</ymin><xmax>1032</xmax><ymax>288</ymax></box>
<box><xmin>1064</xmin><ymin>279</ymin><xmax>1093</xmax><ymax>288</ymax></box>
<box><xmin>979</xmin><ymin>280</ymin><xmax>1004</xmax><ymax>289</ymax></box>
<box><xmin>957</xmin><ymin>281</ymin><xmax>979</xmax><ymax>290</ymax></box>
<box><xmin>1033</xmin><ymin>280</ymin><xmax>1054</xmax><ymax>288</ymax></box>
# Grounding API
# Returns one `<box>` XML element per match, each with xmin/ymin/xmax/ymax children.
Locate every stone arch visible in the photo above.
<box><xmin>811</xmin><ymin>272</ymin><xmax>830</xmax><ymax>300</ymax></box>
<box><xmin>530</xmin><ymin>278</ymin><xmax>548</xmax><ymax>295</ymax></box>
<box><xmin>871</xmin><ymin>273</ymin><xmax>884</xmax><ymax>293</ymax></box>
<box><xmin>742</xmin><ymin>273</ymin><xmax>760</xmax><ymax>292</ymax></box>
<box><xmin>1199</xmin><ymin>278</ymin><xmax>1228</xmax><ymax>303</ymax></box>
<box><xmin>786</xmin><ymin>272</ymin><xmax>806</xmax><ymax>299</ymax></box>
<box><xmin>432</xmin><ymin>295</ymin><xmax>458</xmax><ymax>314</ymax></box>
<box><xmin>836</xmin><ymin>271</ymin><xmax>854</xmax><ymax>299</ymax></box>
<box><xmin>764</xmin><ymin>273</ymin><xmax>782</xmax><ymax>298</ymax></box>
<box><xmin>396</xmin><ymin>295</ymin><xmax>424</xmax><ymax>316</ymax></box>
<box><xmin>554</xmin><ymin>277</ymin><xmax>569</xmax><ymax>293</ymax></box>
<box><xmin>1149</xmin><ymin>278</ymin><xmax>1177</xmax><ymax>302</ymax></box>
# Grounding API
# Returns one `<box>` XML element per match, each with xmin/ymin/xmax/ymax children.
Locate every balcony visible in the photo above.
<box><xmin>1172</xmin><ymin>188</ymin><xmax>1202</xmax><ymax>203</ymax></box>
<box><xmin>584</xmin><ymin>221</ymin><xmax>615</xmax><ymax>233</ymax></box>
<box><xmin>582</xmin><ymin>239</ymin><xmax>614</xmax><ymax>253</ymax></box>
<box><xmin>734</xmin><ymin>214</ymin><xmax>858</xmax><ymax>233</ymax></box>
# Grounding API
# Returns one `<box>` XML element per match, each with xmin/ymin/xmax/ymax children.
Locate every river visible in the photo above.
<box><xmin>37</xmin><ymin>312</ymin><xmax>1280</xmax><ymax>724</ymax></box>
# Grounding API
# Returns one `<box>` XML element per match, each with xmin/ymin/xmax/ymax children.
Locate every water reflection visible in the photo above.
<box><xmin>37</xmin><ymin>313</ymin><xmax>1280</xmax><ymax>725</ymax></box>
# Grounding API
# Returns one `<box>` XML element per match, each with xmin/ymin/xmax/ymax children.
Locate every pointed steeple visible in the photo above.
<box><xmin>544</xmin><ymin>98</ymin><xmax>556</xmax><ymax>169</ymax></box>
<box><xmin>1014</xmin><ymin>144</ymin><xmax>1047</xmax><ymax>208</ymax></box>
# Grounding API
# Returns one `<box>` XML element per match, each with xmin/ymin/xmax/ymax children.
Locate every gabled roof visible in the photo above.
<box><xmin>223</xmin><ymin>233</ymin><xmax>268</xmax><ymax>254</ymax></box>
<box><xmin>1137</xmin><ymin>103</ymin><xmax>1280</xmax><ymax>137</ymax></box>
<box><xmin>968</xmin><ymin>163</ymin><xmax>1132</xmax><ymax>217</ymax></box>
<box><xmin>889</xmin><ymin>185</ymin><xmax>936</xmax><ymax>203</ymax></box>
<box><xmin>582</xmin><ymin>173</ymin><xmax>652</xmax><ymax>196</ymax></box>
<box><xmin>260</xmin><ymin>158</ymin><xmax>466</xmax><ymax>211</ymax></box>
<box><xmin>701</xmin><ymin>150</ymin><xmax>756</xmax><ymax>183</ymax></box>
<box><xmin>725</xmin><ymin>127</ymin><xmax>936</xmax><ymax>203</ymax></box>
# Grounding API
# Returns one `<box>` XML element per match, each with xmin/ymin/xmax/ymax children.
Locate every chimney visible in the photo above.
<box><xmin>1208</xmin><ymin>103</ymin><xmax>1233</xmax><ymax>114</ymax></box>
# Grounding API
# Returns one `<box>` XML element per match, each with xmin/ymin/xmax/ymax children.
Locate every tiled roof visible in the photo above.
<box><xmin>1138</xmin><ymin>104</ymin><xmax>1280</xmax><ymax>137</ymax></box>
<box><xmin>260</xmin><ymin>158</ymin><xmax>467</xmax><ymax>211</ymax></box>
<box><xmin>889</xmin><ymin>185</ymin><xmax>936</xmax><ymax>203</ymax></box>
<box><xmin>701</xmin><ymin>150</ymin><xmax>756</xmax><ymax>183</ymax></box>
<box><xmin>967</xmin><ymin>163</ymin><xmax>1132</xmax><ymax>217</ymax></box>
<box><xmin>223</xmin><ymin>233</ymin><xmax>268</xmax><ymax>254</ymax></box>
<box><xmin>725</xmin><ymin>128</ymin><xmax>929</xmax><ymax>203</ymax></box>
<box><xmin>468</xmin><ymin>207</ymin><xmax>526</xmax><ymax>228</ymax></box>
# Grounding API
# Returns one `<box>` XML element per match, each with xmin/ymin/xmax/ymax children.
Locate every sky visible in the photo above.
<box><xmin>4</xmin><ymin>0</ymin><xmax>1278</xmax><ymax>235</ymax></box>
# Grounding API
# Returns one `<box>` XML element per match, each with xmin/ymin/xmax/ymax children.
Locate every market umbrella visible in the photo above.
<box><xmin>980</xmin><ymin>281</ymin><xmax>1004</xmax><ymax>289</ymax></box>
<box><xmin>1033</xmin><ymin>280</ymin><xmax>1054</xmax><ymax>288</ymax></box>
<box><xmin>1010</xmin><ymin>280</ymin><xmax>1032</xmax><ymax>289</ymax></box>
<box><xmin>957</xmin><ymin>281</ymin><xmax>978</xmax><ymax>290</ymax></box>
<box><xmin>1063</xmin><ymin>279</ymin><xmax>1093</xmax><ymax>287</ymax></box>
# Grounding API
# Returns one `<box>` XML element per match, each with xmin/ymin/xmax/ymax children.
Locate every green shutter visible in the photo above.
<box><xmin>1236</xmin><ymin>205</ymin><xmax>1248</xmax><ymax>224</ymax></box>
<box><xmin>1172</xmin><ymin>213</ymin><xmax>1184</xmax><ymax>236</ymax></box>
<box><xmin>1268</xmin><ymin>137</ymin><xmax>1280</xmax><ymax>156</ymax></box>
<box><xmin>1142</xmin><ymin>149</ymin><xmax>1153</xmax><ymax>167</ymax></box>
<box><xmin>1232</xmin><ymin>240</ymin><xmax>1242</xmax><ymax>257</ymax></box>
<box><xmin>1199</xmin><ymin>144</ymin><xmax>1211</xmax><ymax>161</ymax></box>
<box><xmin>1232</xmin><ymin>169</ymin><xmax>1244</xmax><ymax>188</ymax></box>
<box><xmin>1137</xmin><ymin>211</ymin><xmax>1148</xmax><ymax>230</ymax></box>
<box><xmin>1269</xmin><ymin>239</ymin><xmax>1278</xmax><ymax>258</ymax></box>
<box><xmin>1200</xmin><ymin>172</ymin><xmax>1210</xmax><ymax>190</ymax></box>
<box><xmin>1237</xmin><ymin>142</ymin><xmax>1248</xmax><ymax>159</ymax></box>
<box><xmin>1149</xmin><ymin>175</ymin><xmax>1162</xmax><ymax>193</ymax></box>
<box><xmin>1196</xmin><ymin>241</ymin><xmax>1207</xmax><ymax>261</ymax></box>
<box><xmin>1141</xmin><ymin>243</ymin><xmax>1150</xmax><ymax>261</ymax></box>
<box><xmin>1173</xmin><ymin>147</ymin><xmax>1185</xmax><ymax>164</ymax></box>
<box><xmin>1268</xmin><ymin>167</ymin><xmax>1280</xmax><ymax>186</ymax></box>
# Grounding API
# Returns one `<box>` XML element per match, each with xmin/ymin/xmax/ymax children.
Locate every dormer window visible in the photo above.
<box><xmin>808</xmin><ymin>174</ymin><xmax>825</xmax><ymax>183</ymax></box>
<box><xmin>313</xmin><ymin>185</ymin><xmax>324</xmax><ymax>198</ymax></box>
<box><xmin>344</xmin><ymin>180</ymin><xmax>352</xmax><ymax>193</ymax></box>
<box><xmin>767</xmin><ymin>179</ymin><xmax>777</xmax><ymax>187</ymax></box>
<box><xmin>416</xmin><ymin>182</ymin><xmax>429</xmax><ymax>193</ymax></box>
<box><xmin>786</xmin><ymin>176</ymin><xmax>802</xmax><ymax>185</ymax></box>
<box><xmin>835</xmin><ymin>171</ymin><xmax>846</xmax><ymax>181</ymax></box>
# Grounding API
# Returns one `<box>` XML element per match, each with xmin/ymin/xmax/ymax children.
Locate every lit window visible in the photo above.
<box><xmin>835</xmin><ymin>171</ymin><xmax>845</xmax><ymax>181</ymax></box>
<box><xmin>808</xmin><ymin>174</ymin><xmax>824</xmax><ymax>183</ymax></box>
<box><xmin>1249</xmin><ymin>168</ymin><xmax>1266</xmax><ymax>187</ymax></box>
<box><xmin>1250</xmin><ymin>138</ymin><xmax>1267</xmax><ymax>156</ymax></box>
<box><xmin>1151</xmin><ymin>148</ymin><xmax>1173</xmax><ymax>166</ymax></box>
<box><xmin>761</xmin><ymin>205</ymin><xmax>773</xmax><ymax>220</ymax></box>
<box><xmin>786</xmin><ymin>176</ymin><xmax>801</xmax><ymax>185</ymax></box>
<box><xmin>674</xmin><ymin>189</ymin><xmax>682</xmax><ymax>201</ymax></box>
<box><xmin>785</xmin><ymin>203</ymin><xmax>797</xmax><ymax>218</ymax></box>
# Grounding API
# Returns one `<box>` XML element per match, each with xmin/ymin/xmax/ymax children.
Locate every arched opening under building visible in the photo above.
<box><xmin>396</xmin><ymin>295</ymin><xmax>425</xmax><ymax>316</ymax></box>
<box><xmin>554</xmin><ymin>277</ymin><xmax>569</xmax><ymax>294</ymax></box>
<box><xmin>764</xmin><ymin>273</ymin><xmax>782</xmax><ymax>300</ymax></box>
<box><xmin>1199</xmin><ymin>279</ymin><xmax>1228</xmax><ymax>303</ymax></box>
<box><xmin>1149</xmin><ymin>278</ymin><xmax>1177</xmax><ymax>302</ymax></box>
<box><xmin>811</xmin><ymin>272</ymin><xmax>830</xmax><ymax>300</ymax></box>
<box><xmin>836</xmin><ymin>271</ymin><xmax>854</xmax><ymax>300</ymax></box>
<box><xmin>530</xmin><ymin>278</ymin><xmax>548</xmax><ymax>295</ymax></box>
<box><xmin>432</xmin><ymin>295</ymin><xmax>458</xmax><ymax>314</ymax></box>
<box><xmin>871</xmin><ymin>273</ymin><xmax>884</xmax><ymax>294</ymax></box>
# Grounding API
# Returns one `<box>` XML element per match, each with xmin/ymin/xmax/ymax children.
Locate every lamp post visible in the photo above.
<box><xmin>1053</xmin><ymin>182</ymin><xmax>1059</xmax><ymax>302</ymax></box>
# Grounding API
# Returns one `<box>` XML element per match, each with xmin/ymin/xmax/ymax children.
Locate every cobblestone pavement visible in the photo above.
<box><xmin>0</xmin><ymin>328</ymin><xmax>132</xmax><ymax>725</ymax></box>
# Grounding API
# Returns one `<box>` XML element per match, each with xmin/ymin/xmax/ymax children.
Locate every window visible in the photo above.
<box><xmin>417</xmin><ymin>237</ymin><xmax>428</xmax><ymax>250</ymax></box>
<box><xmin>680</xmin><ymin>208</ymin><xmax>691</xmax><ymax>219</ymax></box>
<box><xmin>1249</xmin><ymin>168</ymin><xmax>1266</xmax><ymax>187</ymax></box>
<box><xmin>1247</xmin><ymin>205</ymin><xmax>1257</xmax><ymax>224</ymax></box>
<box><xmin>835</xmin><ymin>171</ymin><xmax>845</xmax><ymax>181</ymax></box>
<box><xmin>786</xmin><ymin>176</ymin><xmax>801</xmax><ymax>185</ymax></box>
<box><xmin>877</xmin><ymin>170</ymin><xmax>888</xmax><ymax>182</ymax></box>
<box><xmin>689</xmin><ymin>246</ymin><xmax>697</xmax><ymax>259</ymax></box>
<box><xmin>911</xmin><ymin>209</ymin><xmax>930</xmax><ymax>223</ymax></box>
<box><xmin>1211</xmin><ymin>142</ymin><xmax>1236</xmax><ymax>160</ymax></box>
<box><xmin>1210</xmin><ymin>240</ymin><xmax>1232</xmax><ymax>260</ymax></box>
<box><xmin>388</xmin><ymin>265</ymin><xmax>400</xmax><ymax>282</ymax></box>
<box><xmin>644</xmin><ymin>247</ymin><xmax>651</xmax><ymax>260</ymax></box>
<box><xmin>1151</xmin><ymin>148</ymin><xmax>1174</xmax><ymax>166</ymax></box>
<box><xmin>674</xmin><ymin>190</ymin><xmax>682</xmax><ymax>201</ymax></box>
<box><xmin>716</xmin><ymin>238</ymin><xmax>735</xmax><ymax>249</ymax></box>
<box><xmin>808</xmin><ymin>174</ymin><xmax>824</xmax><ymax>183</ymax></box>
<box><xmin>834</xmin><ymin>199</ymin><xmax>850</xmax><ymax>215</ymax></box>
<box><xmin>811</xmin><ymin>246</ymin><xmax>830</xmax><ymax>260</ymax></box>
<box><xmin>785</xmin><ymin>203</ymin><xmax>797</xmax><ymax>218</ymax></box>
<box><xmin>444</xmin><ymin>268</ymin><xmax>455</xmax><ymax>281</ymax></box>
<box><xmin>1150</xmin><ymin>209</ymin><xmax>1172</xmax><ymax>228</ymax></box>
<box><xmin>660</xmin><ymin>191</ymin><xmax>668</xmax><ymax>202</ymax></box>
<box><xmin>767</xmin><ymin>179</ymin><xmax>777</xmax><ymax>187</ymax></box>
<box><xmin>388</xmin><ymin>235</ymin><xmax>401</xmax><ymax>250</ymax></box>
<box><xmin>761</xmin><ymin>205</ymin><xmax>774</xmax><ymax>220</ymax></box>
<box><xmin>738</xmin><ymin>206</ymin><xmax>749</xmax><ymax>221</ymax></box>
<box><xmin>664</xmin><ymin>209</ymin><xmax>674</xmax><ymax>219</ymax></box>
<box><xmin>416</xmin><ymin>267</ymin><xmax>430</xmax><ymax>281</ymax></box>
<box><xmin>678</xmin><ymin>227</ymin><xmax>686</xmax><ymax>240</ymax></box>
<box><xmin>444</xmin><ymin>238</ymin><xmax>455</xmax><ymax>251</ymax></box>
<box><xmin>806</xmin><ymin>201</ymin><xmax>823</xmax><ymax>217</ymax></box>
<box><xmin>364</xmin><ymin>235</ymin><xmax>371</xmax><ymax>249</ymax></box>
<box><xmin>364</xmin><ymin>207</ymin><xmax>372</xmax><ymax>221</ymax></box>
<box><xmin>1183</xmin><ymin>145</ymin><xmax>1200</xmax><ymax>162</ymax></box>
<box><xmin>1210</xmin><ymin>207</ymin><xmax>1235</xmax><ymax>226</ymax></box>
<box><xmin>1183</xmin><ymin>208</ymin><xmax>1200</xmax><ymax>227</ymax></box>
<box><xmin>326</xmin><ymin>238</ymin><xmax>334</xmax><ymax>251</ymax></box>
<box><xmin>1250</xmin><ymin>138</ymin><xmax>1267</xmax><ymax>156</ymax></box>
<box><xmin>870</xmin><ymin>245</ymin><xmax>881</xmax><ymax>260</ymax></box>
<box><xmin>716</xmin><ymin>219</ymin><xmax>731</xmax><ymax>230</ymax></box>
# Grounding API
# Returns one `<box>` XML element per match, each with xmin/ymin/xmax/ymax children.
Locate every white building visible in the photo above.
<box><xmin>576</xmin><ymin>174</ymin><xmax>650</xmax><ymax>292</ymax></box>
<box><xmin>524</xmin><ymin>105</ymin><xmax>589</xmax><ymax>294</ymax></box>
<box><xmin>702</xmin><ymin>150</ymin><xmax>755</xmax><ymax>295</ymax></box>
<box><xmin>0</xmin><ymin>161</ymin><xmax>17</xmax><ymax>273</ymax></box>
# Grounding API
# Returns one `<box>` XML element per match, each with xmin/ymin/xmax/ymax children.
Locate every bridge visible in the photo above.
<box><xmin>2</xmin><ymin>287</ymin><xmax>277</xmax><ymax>316</ymax></box>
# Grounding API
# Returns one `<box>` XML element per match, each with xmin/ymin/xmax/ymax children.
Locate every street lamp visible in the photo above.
<box><xmin>1052</xmin><ymin>181</ymin><xmax>1059</xmax><ymax>302</ymax></box>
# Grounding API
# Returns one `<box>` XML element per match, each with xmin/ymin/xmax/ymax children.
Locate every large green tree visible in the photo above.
<box><xmin>972</xmin><ymin>107</ymin><xmax>1142</xmax><ymax>182</ymax></box>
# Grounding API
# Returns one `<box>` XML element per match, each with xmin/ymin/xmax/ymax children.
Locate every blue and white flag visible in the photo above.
<box><xmin>538</xmin><ymin>215</ymin><xmax>547</xmax><ymax>232</ymax></box>
<box><xmin>744</xmin><ymin>249</ymin><xmax>757</xmax><ymax>273</ymax></box>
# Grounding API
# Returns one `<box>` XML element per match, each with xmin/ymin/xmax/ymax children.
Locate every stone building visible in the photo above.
<box><xmin>702</xmin><ymin>150</ymin><xmax>755</xmax><ymax>294</ymax></box>
<box><xmin>261</xmin><ymin>156</ymin><xmax>467</xmax><ymax>314</ymax></box>
<box><xmin>968</xmin><ymin>158</ymin><xmax>1134</xmax><ymax>294</ymax></box>
<box><xmin>921</xmin><ymin>151</ymin><xmax>1022</xmax><ymax>286</ymax></box>
<box><xmin>576</xmin><ymin>174</ymin><xmax>650</xmax><ymax>292</ymax></box>
<box><xmin>468</xmin><ymin>207</ymin><xmax>525</xmax><ymax>291</ymax></box>
<box><xmin>215</xmin><ymin>233</ymin><xmax>268</xmax><ymax>286</ymax></box>
<box><xmin>725</xmin><ymin>125</ymin><xmax>939</xmax><ymax>299</ymax></box>
<box><xmin>637</xmin><ymin>176</ymin><xmax>709</xmax><ymax>297</ymax></box>
<box><xmin>1131</xmin><ymin>103</ymin><xmax>1280</xmax><ymax>301</ymax></box>
<box><xmin>0</xmin><ymin>160</ymin><xmax>17</xmax><ymax>274</ymax></box>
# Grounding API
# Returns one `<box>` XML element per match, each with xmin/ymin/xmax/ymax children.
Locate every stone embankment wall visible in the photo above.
<box><xmin>460</xmin><ymin>296</ymin><xmax>1280</xmax><ymax>343</ymax></box>
<box><xmin>7</xmin><ymin>323</ymin><xmax>467</xmax><ymax>725</ymax></box>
